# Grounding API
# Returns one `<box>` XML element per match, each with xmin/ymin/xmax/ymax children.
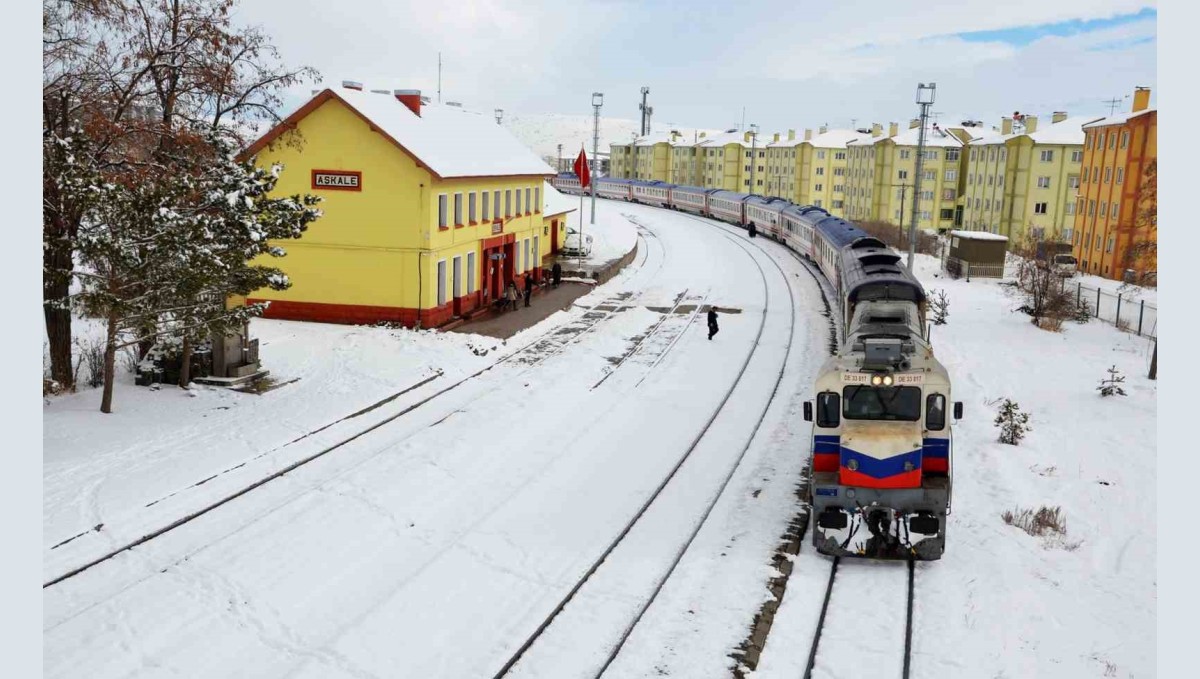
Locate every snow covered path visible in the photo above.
<box><xmin>44</xmin><ymin>201</ymin><xmax>830</xmax><ymax>678</ymax></box>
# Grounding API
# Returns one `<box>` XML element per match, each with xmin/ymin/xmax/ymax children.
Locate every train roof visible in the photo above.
<box><xmin>840</xmin><ymin>246</ymin><xmax>926</xmax><ymax>305</ymax></box>
<box><xmin>781</xmin><ymin>204</ymin><xmax>829</xmax><ymax>220</ymax></box>
<box><xmin>597</xmin><ymin>177</ymin><xmax>633</xmax><ymax>184</ymax></box>
<box><xmin>746</xmin><ymin>195</ymin><xmax>791</xmax><ymax>208</ymax></box>
<box><xmin>709</xmin><ymin>190</ymin><xmax>752</xmax><ymax>202</ymax></box>
<box><xmin>671</xmin><ymin>184</ymin><xmax>717</xmax><ymax>195</ymax></box>
<box><xmin>814</xmin><ymin>216</ymin><xmax>876</xmax><ymax>249</ymax></box>
<box><xmin>629</xmin><ymin>179</ymin><xmax>675</xmax><ymax>188</ymax></box>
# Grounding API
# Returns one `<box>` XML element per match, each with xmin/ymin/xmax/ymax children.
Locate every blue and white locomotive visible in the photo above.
<box><xmin>551</xmin><ymin>173</ymin><xmax>962</xmax><ymax>560</ymax></box>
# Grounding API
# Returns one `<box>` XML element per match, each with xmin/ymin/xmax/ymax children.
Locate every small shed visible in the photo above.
<box><xmin>945</xmin><ymin>230</ymin><xmax>1008</xmax><ymax>278</ymax></box>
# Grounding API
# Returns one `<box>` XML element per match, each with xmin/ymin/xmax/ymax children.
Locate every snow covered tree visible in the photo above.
<box><xmin>930</xmin><ymin>288</ymin><xmax>950</xmax><ymax>325</ymax></box>
<box><xmin>994</xmin><ymin>398</ymin><xmax>1031</xmax><ymax>445</ymax></box>
<box><xmin>1013</xmin><ymin>231</ymin><xmax>1075</xmax><ymax>330</ymax></box>
<box><xmin>1097</xmin><ymin>365</ymin><xmax>1127</xmax><ymax>397</ymax></box>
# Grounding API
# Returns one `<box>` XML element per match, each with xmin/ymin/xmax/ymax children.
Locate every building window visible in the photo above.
<box><xmin>1104</xmin><ymin>167</ymin><xmax>1112</xmax><ymax>183</ymax></box>
<box><xmin>834</xmin><ymin>184</ymin><xmax>844</xmax><ymax>193</ymax></box>
<box><xmin>835</xmin><ymin>151</ymin><xmax>846</xmax><ymax>160</ymax></box>
<box><xmin>899</xmin><ymin>149</ymin><xmax>911</xmax><ymax>160</ymax></box>
<box><xmin>985</xmin><ymin>199</ymin><xmax>991</xmax><ymax>211</ymax></box>
<box><xmin>817</xmin><ymin>150</ymin><xmax>826</xmax><ymax>159</ymax></box>
<box><xmin>481</xmin><ymin>190</ymin><xmax>490</xmax><ymax>221</ymax></box>
<box><xmin>1034</xmin><ymin>202</ymin><xmax>1048</xmax><ymax>215</ymax></box>
<box><xmin>815</xmin><ymin>199</ymin><xmax>822</xmax><ymax>207</ymax></box>
<box><xmin>926</xmin><ymin>150</ymin><xmax>938</xmax><ymax>160</ymax></box>
<box><xmin>922</xmin><ymin>190</ymin><xmax>934</xmax><ymax>200</ymax></box>
<box><xmin>1066</xmin><ymin>202</ymin><xmax>1075</xmax><ymax>216</ymax></box>
<box><xmin>436</xmin><ymin>259</ymin><xmax>447</xmax><ymax>306</ymax></box>
<box><xmin>924</xmin><ymin>170</ymin><xmax>935</xmax><ymax>181</ymax></box>
<box><xmin>1101</xmin><ymin>201</ymin><xmax>1107</xmax><ymax>216</ymax></box>
<box><xmin>453</xmin><ymin>193</ymin><xmax>464</xmax><ymax>225</ymax></box>
<box><xmin>534</xmin><ymin>187</ymin><xmax>541</xmax><ymax>212</ymax></box>
<box><xmin>1117</xmin><ymin>167</ymin><xmax>1124</xmax><ymax>184</ymax></box>
<box><xmin>1112</xmin><ymin>202</ymin><xmax>1119</xmax><ymax>218</ymax></box>
<box><xmin>816</xmin><ymin>167</ymin><xmax>825</xmax><ymax>175</ymax></box>
<box><xmin>970</xmin><ymin>149</ymin><xmax>977</xmax><ymax>161</ymax></box>
<box><xmin>1109</xmin><ymin>132</ymin><xmax>1116</xmax><ymax>150</ymax></box>
<box><xmin>987</xmin><ymin>175</ymin><xmax>994</xmax><ymax>186</ymax></box>
<box><xmin>834</xmin><ymin>167</ymin><xmax>845</xmax><ymax>176</ymax></box>
<box><xmin>1037</xmin><ymin>176</ymin><xmax>1051</xmax><ymax>189</ymax></box>
<box><xmin>468</xmin><ymin>192</ymin><xmax>477</xmax><ymax>223</ymax></box>
<box><xmin>968</xmin><ymin>173</ymin><xmax>973</xmax><ymax>185</ymax></box>
<box><xmin>1068</xmin><ymin>175</ymin><xmax>1080</xmax><ymax>189</ymax></box>
<box><xmin>942</xmin><ymin>188</ymin><xmax>956</xmax><ymax>200</ymax></box>
<box><xmin>467</xmin><ymin>251</ymin><xmax>476</xmax><ymax>294</ymax></box>
<box><xmin>832</xmin><ymin>200</ymin><xmax>844</xmax><ymax>208</ymax></box>
<box><xmin>946</xmin><ymin>149</ymin><xmax>960</xmax><ymax>161</ymax></box>
<box><xmin>974</xmin><ymin>198</ymin><xmax>981</xmax><ymax>209</ymax></box>
<box><xmin>921</xmin><ymin>210</ymin><xmax>931</xmax><ymax>221</ymax></box>
<box><xmin>1040</xmin><ymin>149</ymin><xmax>1054</xmax><ymax>162</ymax></box>
<box><xmin>1107</xmin><ymin>235</ymin><xmax>1115</xmax><ymax>252</ymax></box>
<box><xmin>1088</xmin><ymin>199</ymin><xmax>1096</xmax><ymax>216</ymax></box>
<box><xmin>505</xmin><ymin>190</ymin><xmax>512</xmax><ymax>217</ymax></box>
<box><xmin>438</xmin><ymin>194</ymin><xmax>448</xmax><ymax>229</ymax></box>
<box><xmin>525</xmin><ymin>188</ymin><xmax>532</xmax><ymax>213</ymax></box>
<box><xmin>494</xmin><ymin>191</ymin><xmax>501</xmax><ymax>220</ymax></box>
<box><xmin>944</xmin><ymin>169</ymin><xmax>957</xmax><ymax>181</ymax></box>
<box><xmin>1071</xmin><ymin>150</ymin><xmax>1083</xmax><ymax>163</ymax></box>
<box><xmin>1121</xmin><ymin>131</ymin><xmax>1129</xmax><ymax>149</ymax></box>
<box><xmin>516</xmin><ymin>189</ymin><xmax>523</xmax><ymax>214</ymax></box>
<box><xmin>814</xmin><ymin>183</ymin><xmax>823</xmax><ymax>192</ymax></box>
<box><xmin>898</xmin><ymin>170</ymin><xmax>908</xmax><ymax>180</ymax></box>
<box><xmin>939</xmin><ymin>208</ymin><xmax>954</xmax><ymax>220</ymax></box>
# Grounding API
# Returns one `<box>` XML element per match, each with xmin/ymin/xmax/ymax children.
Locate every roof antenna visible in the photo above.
<box><xmin>437</xmin><ymin>52</ymin><xmax>442</xmax><ymax>103</ymax></box>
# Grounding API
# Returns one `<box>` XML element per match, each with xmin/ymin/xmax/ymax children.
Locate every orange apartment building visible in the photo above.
<box><xmin>1071</xmin><ymin>86</ymin><xmax>1157</xmax><ymax>281</ymax></box>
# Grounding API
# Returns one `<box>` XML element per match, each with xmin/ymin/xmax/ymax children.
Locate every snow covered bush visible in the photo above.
<box><xmin>1003</xmin><ymin>506</ymin><xmax>1067</xmax><ymax>537</ymax></box>
<box><xmin>994</xmin><ymin>398</ymin><xmax>1031</xmax><ymax>445</ymax></box>
<box><xmin>1097</xmin><ymin>365</ymin><xmax>1127</xmax><ymax>397</ymax></box>
<box><xmin>930</xmin><ymin>289</ymin><xmax>950</xmax><ymax>325</ymax></box>
<box><xmin>1013</xmin><ymin>233</ymin><xmax>1076</xmax><ymax>330</ymax></box>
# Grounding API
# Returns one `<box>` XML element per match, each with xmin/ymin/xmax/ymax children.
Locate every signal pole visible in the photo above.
<box><xmin>908</xmin><ymin>82</ymin><xmax>936</xmax><ymax>271</ymax></box>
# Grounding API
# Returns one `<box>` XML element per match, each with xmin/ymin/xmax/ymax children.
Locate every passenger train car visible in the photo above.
<box><xmin>550</xmin><ymin>172</ymin><xmax>961</xmax><ymax>560</ymax></box>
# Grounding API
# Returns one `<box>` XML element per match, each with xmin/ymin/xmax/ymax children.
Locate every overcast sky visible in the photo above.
<box><xmin>236</xmin><ymin>0</ymin><xmax>1157</xmax><ymax>134</ymax></box>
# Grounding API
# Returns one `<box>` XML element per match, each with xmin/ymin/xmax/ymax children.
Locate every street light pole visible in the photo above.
<box><xmin>591</xmin><ymin>92</ymin><xmax>603</xmax><ymax>225</ymax></box>
<box><xmin>892</xmin><ymin>183</ymin><xmax>909</xmax><ymax>248</ymax></box>
<box><xmin>908</xmin><ymin>82</ymin><xmax>936</xmax><ymax>271</ymax></box>
<box><xmin>557</xmin><ymin>143</ymin><xmax>563</xmax><ymax>174</ymax></box>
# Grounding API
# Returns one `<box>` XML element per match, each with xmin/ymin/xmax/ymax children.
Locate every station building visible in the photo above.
<box><xmin>238</xmin><ymin>82</ymin><xmax>558</xmax><ymax>327</ymax></box>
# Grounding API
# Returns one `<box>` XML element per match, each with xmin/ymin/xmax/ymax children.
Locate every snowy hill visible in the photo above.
<box><xmin>501</xmin><ymin>112</ymin><xmax>722</xmax><ymax>164</ymax></box>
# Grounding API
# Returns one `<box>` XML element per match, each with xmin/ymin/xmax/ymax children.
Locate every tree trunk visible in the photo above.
<box><xmin>43</xmin><ymin>218</ymin><xmax>75</xmax><ymax>388</ymax></box>
<box><xmin>100</xmin><ymin>312</ymin><xmax>118</xmax><ymax>413</ymax></box>
<box><xmin>179</xmin><ymin>336</ymin><xmax>192</xmax><ymax>388</ymax></box>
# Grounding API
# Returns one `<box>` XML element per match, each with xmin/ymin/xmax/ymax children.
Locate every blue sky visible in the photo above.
<box><xmin>238</xmin><ymin>0</ymin><xmax>1157</xmax><ymax>138</ymax></box>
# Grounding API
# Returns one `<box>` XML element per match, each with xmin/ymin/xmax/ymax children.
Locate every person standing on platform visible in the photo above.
<box><xmin>552</xmin><ymin>262</ymin><xmax>562</xmax><ymax>289</ymax></box>
<box><xmin>748</xmin><ymin>221</ymin><xmax>758</xmax><ymax>238</ymax></box>
<box><xmin>523</xmin><ymin>273</ymin><xmax>534</xmax><ymax>307</ymax></box>
<box><xmin>708</xmin><ymin>306</ymin><xmax>720</xmax><ymax>340</ymax></box>
<box><xmin>506</xmin><ymin>282</ymin><xmax>519</xmax><ymax>311</ymax></box>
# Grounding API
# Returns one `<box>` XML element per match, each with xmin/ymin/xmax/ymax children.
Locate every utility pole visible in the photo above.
<box><xmin>591</xmin><ymin>92</ymin><xmax>603</xmax><ymax>225</ymax></box>
<box><xmin>892</xmin><ymin>183</ymin><xmax>910</xmax><ymax>248</ymax></box>
<box><xmin>557</xmin><ymin>143</ymin><xmax>563</xmax><ymax>173</ymax></box>
<box><xmin>437</xmin><ymin>52</ymin><xmax>442</xmax><ymax>103</ymax></box>
<box><xmin>749</xmin><ymin>123</ymin><xmax>758</xmax><ymax>196</ymax></box>
<box><xmin>908</xmin><ymin>82</ymin><xmax>936</xmax><ymax>271</ymax></box>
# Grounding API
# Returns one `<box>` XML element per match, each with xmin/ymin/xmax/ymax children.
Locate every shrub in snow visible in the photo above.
<box><xmin>1012</xmin><ymin>232</ymin><xmax>1076</xmax><ymax>330</ymax></box>
<box><xmin>1003</xmin><ymin>506</ymin><xmax>1067</xmax><ymax>537</ymax></box>
<box><xmin>1097</xmin><ymin>365</ymin><xmax>1127</xmax><ymax>397</ymax></box>
<box><xmin>930</xmin><ymin>289</ymin><xmax>949</xmax><ymax>325</ymax></box>
<box><xmin>994</xmin><ymin>398</ymin><xmax>1031</xmax><ymax>445</ymax></box>
<box><xmin>1072</xmin><ymin>300</ymin><xmax>1092</xmax><ymax>324</ymax></box>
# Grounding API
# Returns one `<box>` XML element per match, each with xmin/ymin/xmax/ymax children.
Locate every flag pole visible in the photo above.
<box><xmin>579</xmin><ymin>144</ymin><xmax>585</xmax><ymax>271</ymax></box>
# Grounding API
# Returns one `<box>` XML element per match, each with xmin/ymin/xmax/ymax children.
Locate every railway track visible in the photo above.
<box><xmin>492</xmin><ymin>207</ymin><xmax>800</xmax><ymax>678</ymax></box>
<box><xmin>44</xmin><ymin>231</ymin><xmax>669</xmax><ymax>590</ymax></box>
<box><xmin>804</xmin><ymin>557</ymin><xmax>916</xmax><ymax>679</ymax></box>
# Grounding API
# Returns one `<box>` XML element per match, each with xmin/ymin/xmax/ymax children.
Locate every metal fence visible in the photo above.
<box><xmin>944</xmin><ymin>256</ymin><xmax>1006</xmax><ymax>280</ymax></box>
<box><xmin>1064</xmin><ymin>280</ymin><xmax>1157</xmax><ymax>339</ymax></box>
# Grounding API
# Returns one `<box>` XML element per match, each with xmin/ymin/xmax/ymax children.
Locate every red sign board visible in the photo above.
<box><xmin>311</xmin><ymin>169</ymin><xmax>362</xmax><ymax>191</ymax></box>
<box><xmin>492</xmin><ymin>221</ymin><xmax>503</xmax><ymax>235</ymax></box>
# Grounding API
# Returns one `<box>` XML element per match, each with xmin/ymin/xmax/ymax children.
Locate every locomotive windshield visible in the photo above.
<box><xmin>842</xmin><ymin>386</ymin><xmax>922</xmax><ymax>421</ymax></box>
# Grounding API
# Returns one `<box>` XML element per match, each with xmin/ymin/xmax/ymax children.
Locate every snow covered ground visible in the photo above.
<box><xmin>43</xmin><ymin>199</ymin><xmax>1155</xmax><ymax>679</ymax></box>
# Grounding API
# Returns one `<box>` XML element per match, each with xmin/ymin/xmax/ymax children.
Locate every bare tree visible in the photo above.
<box><xmin>1012</xmin><ymin>231</ymin><xmax>1076</xmax><ymax>331</ymax></box>
<box><xmin>1120</xmin><ymin>158</ymin><xmax>1156</xmax><ymax>286</ymax></box>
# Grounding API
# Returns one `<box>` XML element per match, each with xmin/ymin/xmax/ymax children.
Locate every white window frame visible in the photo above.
<box><xmin>469</xmin><ymin>192</ymin><xmax>477</xmax><ymax>223</ymax></box>
<box><xmin>482</xmin><ymin>190</ymin><xmax>490</xmax><ymax>221</ymax></box>
<box><xmin>438</xmin><ymin>194</ymin><xmax>448</xmax><ymax>228</ymax></box>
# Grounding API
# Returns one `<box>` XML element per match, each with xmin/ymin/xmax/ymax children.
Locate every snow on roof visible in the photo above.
<box><xmin>889</xmin><ymin>125</ymin><xmax>966</xmax><ymax>147</ymax></box>
<box><xmin>542</xmin><ymin>180</ymin><xmax>576</xmax><ymax>216</ymax></box>
<box><xmin>807</xmin><ymin>128</ymin><xmax>864</xmax><ymax>149</ymax></box>
<box><xmin>848</xmin><ymin>132</ymin><xmax>893</xmax><ymax>147</ymax></box>
<box><xmin>633</xmin><ymin>132</ymin><xmax>676</xmax><ymax>147</ymax></box>
<box><xmin>251</xmin><ymin>87</ymin><xmax>553</xmax><ymax>179</ymax></box>
<box><xmin>1082</xmin><ymin>107</ymin><xmax>1156</xmax><ymax>129</ymax></box>
<box><xmin>697</xmin><ymin>131</ymin><xmax>752</xmax><ymax>148</ymax></box>
<box><xmin>1028</xmin><ymin>116</ymin><xmax>1105</xmax><ymax>145</ymax></box>
<box><xmin>766</xmin><ymin>136</ymin><xmax>805</xmax><ymax>148</ymax></box>
<box><xmin>950</xmin><ymin>229</ymin><xmax>1008</xmax><ymax>241</ymax></box>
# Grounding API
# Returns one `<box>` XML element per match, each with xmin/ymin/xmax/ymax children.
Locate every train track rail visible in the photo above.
<box><xmin>804</xmin><ymin>557</ymin><xmax>916</xmax><ymax>679</ymax></box>
<box><xmin>492</xmin><ymin>207</ymin><xmax>799</xmax><ymax>678</ymax></box>
<box><xmin>44</xmin><ymin>232</ymin><xmax>668</xmax><ymax>590</ymax></box>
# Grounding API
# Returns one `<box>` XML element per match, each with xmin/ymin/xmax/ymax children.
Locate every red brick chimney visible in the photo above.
<box><xmin>394</xmin><ymin>89</ymin><xmax>422</xmax><ymax>117</ymax></box>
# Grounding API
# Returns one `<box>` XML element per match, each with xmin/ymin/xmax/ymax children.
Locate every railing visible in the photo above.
<box><xmin>943</xmin><ymin>256</ymin><xmax>1006</xmax><ymax>280</ymax></box>
<box><xmin>1065</xmin><ymin>280</ymin><xmax>1157</xmax><ymax>339</ymax></box>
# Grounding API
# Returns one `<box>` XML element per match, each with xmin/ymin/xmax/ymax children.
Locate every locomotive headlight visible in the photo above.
<box><xmin>882</xmin><ymin>374</ymin><xmax>894</xmax><ymax>386</ymax></box>
<box><xmin>870</xmin><ymin>375</ymin><xmax>883</xmax><ymax>386</ymax></box>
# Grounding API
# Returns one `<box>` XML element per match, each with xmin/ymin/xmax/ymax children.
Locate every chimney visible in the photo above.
<box><xmin>909</xmin><ymin>118</ymin><xmax>921</xmax><ymax>129</ymax></box>
<box><xmin>888</xmin><ymin>122</ymin><xmax>898</xmax><ymax>137</ymax></box>
<box><xmin>1024</xmin><ymin>115</ymin><xmax>1038</xmax><ymax>133</ymax></box>
<box><xmin>819</xmin><ymin>125</ymin><xmax>828</xmax><ymax>134</ymax></box>
<box><xmin>342</xmin><ymin>80</ymin><xmax>363</xmax><ymax>91</ymax></box>
<box><xmin>773</xmin><ymin>132</ymin><xmax>780</xmax><ymax>142</ymax></box>
<box><xmin>871</xmin><ymin>122</ymin><xmax>883</xmax><ymax>137</ymax></box>
<box><xmin>787</xmin><ymin>128</ymin><xmax>795</xmax><ymax>141</ymax></box>
<box><xmin>1052</xmin><ymin>111</ymin><xmax>1068</xmax><ymax>124</ymax></box>
<box><xmin>311</xmin><ymin>89</ymin><xmax>321</xmax><ymax>96</ymax></box>
<box><xmin>1001</xmin><ymin>117</ymin><xmax>1013</xmax><ymax>135</ymax></box>
<box><xmin>744</xmin><ymin>130</ymin><xmax>753</xmax><ymax>142</ymax></box>
<box><xmin>804</xmin><ymin>129</ymin><xmax>812</xmax><ymax>141</ymax></box>
<box><xmin>1133</xmin><ymin>86</ymin><xmax>1151</xmax><ymax>112</ymax></box>
<box><xmin>394</xmin><ymin>89</ymin><xmax>422</xmax><ymax>117</ymax></box>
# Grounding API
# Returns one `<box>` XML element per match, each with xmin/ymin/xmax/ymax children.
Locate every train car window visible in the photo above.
<box><xmin>842</xmin><ymin>386</ymin><xmax>921</xmax><ymax>421</ymax></box>
<box><xmin>926</xmin><ymin>394</ymin><xmax>946</xmax><ymax>430</ymax></box>
<box><xmin>816</xmin><ymin>392</ymin><xmax>840</xmax><ymax>428</ymax></box>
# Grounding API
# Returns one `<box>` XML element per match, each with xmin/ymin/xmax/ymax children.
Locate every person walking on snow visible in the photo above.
<box><xmin>552</xmin><ymin>262</ymin><xmax>562</xmax><ymax>289</ymax></box>
<box><xmin>523</xmin><ymin>273</ymin><xmax>534</xmax><ymax>307</ymax></box>
<box><xmin>748</xmin><ymin>221</ymin><xmax>758</xmax><ymax>238</ymax></box>
<box><xmin>708</xmin><ymin>306</ymin><xmax>720</xmax><ymax>340</ymax></box>
<box><xmin>506</xmin><ymin>282</ymin><xmax>519</xmax><ymax>311</ymax></box>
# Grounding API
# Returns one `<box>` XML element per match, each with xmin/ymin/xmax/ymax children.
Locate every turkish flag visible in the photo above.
<box><xmin>574</xmin><ymin>148</ymin><xmax>591</xmax><ymax>188</ymax></box>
